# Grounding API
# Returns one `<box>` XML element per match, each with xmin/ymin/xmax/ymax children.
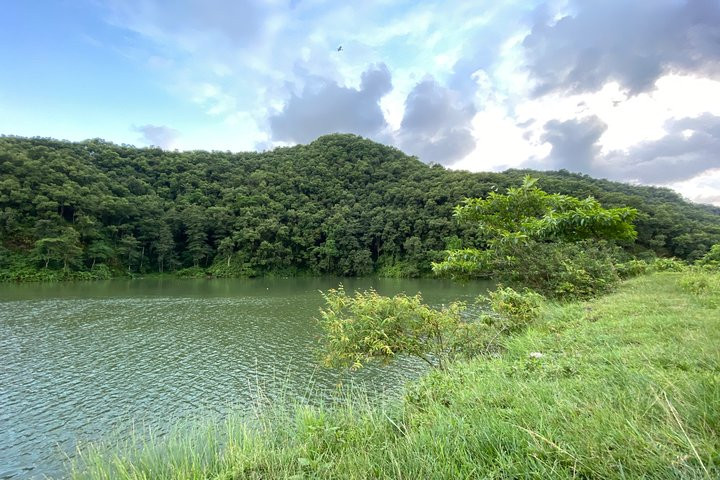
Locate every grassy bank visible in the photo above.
<box><xmin>69</xmin><ymin>273</ymin><xmax>719</xmax><ymax>479</ymax></box>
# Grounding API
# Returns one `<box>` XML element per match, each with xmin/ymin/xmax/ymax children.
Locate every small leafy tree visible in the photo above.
<box><xmin>319</xmin><ymin>286</ymin><xmax>480</xmax><ymax>371</ymax></box>
<box><xmin>433</xmin><ymin>176</ymin><xmax>638</xmax><ymax>298</ymax></box>
<box><xmin>319</xmin><ymin>285</ymin><xmax>545</xmax><ymax>371</ymax></box>
<box><xmin>32</xmin><ymin>227</ymin><xmax>83</xmax><ymax>271</ymax></box>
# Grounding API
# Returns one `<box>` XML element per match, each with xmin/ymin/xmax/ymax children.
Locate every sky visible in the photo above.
<box><xmin>1</xmin><ymin>0</ymin><xmax>720</xmax><ymax>205</ymax></box>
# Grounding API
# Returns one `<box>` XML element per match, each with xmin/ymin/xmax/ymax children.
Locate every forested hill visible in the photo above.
<box><xmin>1</xmin><ymin>133</ymin><xmax>718</xmax><ymax>280</ymax></box>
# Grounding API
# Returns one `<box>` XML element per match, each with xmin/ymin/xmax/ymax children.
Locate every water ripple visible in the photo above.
<box><xmin>0</xmin><ymin>277</ymin><xmax>488</xmax><ymax>479</ymax></box>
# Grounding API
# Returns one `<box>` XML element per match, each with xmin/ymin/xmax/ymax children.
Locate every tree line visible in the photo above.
<box><xmin>1</xmin><ymin>133</ymin><xmax>718</xmax><ymax>280</ymax></box>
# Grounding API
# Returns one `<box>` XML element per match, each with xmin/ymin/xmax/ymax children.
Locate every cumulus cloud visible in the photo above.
<box><xmin>269</xmin><ymin>63</ymin><xmax>392</xmax><ymax>144</ymax></box>
<box><xmin>525</xmin><ymin>113</ymin><xmax>720</xmax><ymax>187</ymax></box>
<box><xmin>523</xmin><ymin>0</ymin><xmax>720</xmax><ymax>96</ymax></box>
<box><xmin>98</xmin><ymin>0</ymin><xmax>720</xmax><ymax>203</ymax></box>
<box><xmin>603</xmin><ymin>113</ymin><xmax>720</xmax><ymax>184</ymax></box>
<box><xmin>398</xmin><ymin>78</ymin><xmax>476</xmax><ymax>165</ymax></box>
<box><xmin>134</xmin><ymin>124</ymin><xmax>180</xmax><ymax>149</ymax></box>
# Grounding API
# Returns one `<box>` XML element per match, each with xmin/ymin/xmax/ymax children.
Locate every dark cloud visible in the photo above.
<box><xmin>603</xmin><ymin>113</ymin><xmax>720</xmax><ymax>183</ymax></box>
<box><xmin>134</xmin><ymin>124</ymin><xmax>179</xmax><ymax>148</ymax></box>
<box><xmin>527</xmin><ymin>113</ymin><xmax>720</xmax><ymax>185</ymax></box>
<box><xmin>398</xmin><ymin>79</ymin><xmax>476</xmax><ymax>165</ymax></box>
<box><xmin>269</xmin><ymin>63</ymin><xmax>391</xmax><ymax>144</ymax></box>
<box><xmin>540</xmin><ymin>116</ymin><xmax>607</xmax><ymax>172</ymax></box>
<box><xmin>523</xmin><ymin>0</ymin><xmax>720</xmax><ymax>96</ymax></box>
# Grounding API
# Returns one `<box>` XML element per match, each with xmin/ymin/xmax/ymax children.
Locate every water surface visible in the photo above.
<box><xmin>0</xmin><ymin>277</ymin><xmax>491</xmax><ymax>479</ymax></box>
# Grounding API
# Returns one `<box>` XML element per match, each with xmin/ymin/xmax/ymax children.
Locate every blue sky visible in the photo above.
<box><xmin>2</xmin><ymin>0</ymin><xmax>720</xmax><ymax>204</ymax></box>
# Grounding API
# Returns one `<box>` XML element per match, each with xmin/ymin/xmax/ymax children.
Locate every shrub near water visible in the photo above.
<box><xmin>481</xmin><ymin>286</ymin><xmax>543</xmax><ymax>332</ymax></box>
<box><xmin>508</xmin><ymin>240</ymin><xmax>621</xmax><ymax>300</ymax></box>
<box><xmin>319</xmin><ymin>285</ymin><xmax>546</xmax><ymax>372</ymax></box>
<box><xmin>319</xmin><ymin>286</ymin><xmax>481</xmax><ymax>371</ymax></box>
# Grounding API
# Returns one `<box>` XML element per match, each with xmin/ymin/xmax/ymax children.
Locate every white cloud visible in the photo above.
<box><xmin>93</xmin><ymin>0</ymin><xmax>720</xmax><ymax>204</ymax></box>
<box><xmin>134</xmin><ymin>124</ymin><xmax>180</xmax><ymax>148</ymax></box>
<box><xmin>669</xmin><ymin>169</ymin><xmax>720</xmax><ymax>206</ymax></box>
<box><xmin>454</xmin><ymin>107</ymin><xmax>549</xmax><ymax>171</ymax></box>
<box><xmin>453</xmin><ymin>75</ymin><xmax>720</xmax><ymax>178</ymax></box>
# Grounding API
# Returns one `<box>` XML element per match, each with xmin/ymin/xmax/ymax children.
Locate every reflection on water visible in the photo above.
<box><xmin>0</xmin><ymin>277</ymin><xmax>491</xmax><ymax>479</ymax></box>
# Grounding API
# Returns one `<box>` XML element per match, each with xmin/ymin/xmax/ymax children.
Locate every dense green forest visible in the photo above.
<box><xmin>1</xmin><ymin>133</ymin><xmax>718</xmax><ymax>280</ymax></box>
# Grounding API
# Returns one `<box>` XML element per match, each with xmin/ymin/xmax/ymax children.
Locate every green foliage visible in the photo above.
<box><xmin>319</xmin><ymin>284</ymin><xmax>547</xmax><ymax>371</ymax></box>
<box><xmin>434</xmin><ymin>177</ymin><xmax>632</xmax><ymax>299</ymax></box>
<box><xmin>206</xmin><ymin>253</ymin><xmax>257</xmax><ymax>278</ymax></box>
<box><xmin>616</xmin><ymin>258</ymin><xmax>650</xmax><ymax>279</ymax></box>
<box><xmin>454</xmin><ymin>175</ymin><xmax>638</xmax><ymax>243</ymax></box>
<box><xmin>679</xmin><ymin>270</ymin><xmax>720</xmax><ymax>308</ymax></box>
<box><xmin>319</xmin><ymin>286</ymin><xmax>483</xmax><ymax>371</ymax></box>
<box><xmin>374</xmin><ymin>259</ymin><xmax>421</xmax><ymax>278</ymax></box>
<box><xmin>512</xmin><ymin>241</ymin><xmax>622</xmax><ymax>300</ymax></box>
<box><xmin>174</xmin><ymin>266</ymin><xmax>208</xmax><ymax>278</ymax></box>
<box><xmin>481</xmin><ymin>286</ymin><xmax>544</xmax><ymax>331</ymax></box>
<box><xmin>696</xmin><ymin>243</ymin><xmax>720</xmax><ymax>270</ymax></box>
<box><xmin>652</xmin><ymin>257</ymin><xmax>687</xmax><ymax>272</ymax></box>
<box><xmin>32</xmin><ymin>227</ymin><xmax>83</xmax><ymax>271</ymax></box>
<box><xmin>89</xmin><ymin>263</ymin><xmax>112</xmax><ymax>280</ymax></box>
<box><xmin>1</xmin><ymin>135</ymin><xmax>718</xmax><ymax>281</ymax></box>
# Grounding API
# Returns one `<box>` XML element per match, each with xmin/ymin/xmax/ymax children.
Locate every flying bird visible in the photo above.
<box><xmin>337</xmin><ymin>45</ymin><xmax>343</xmax><ymax>52</ymax></box>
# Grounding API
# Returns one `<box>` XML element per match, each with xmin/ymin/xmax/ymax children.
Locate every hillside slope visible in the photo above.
<box><xmin>1</xmin><ymin>133</ymin><xmax>718</xmax><ymax>279</ymax></box>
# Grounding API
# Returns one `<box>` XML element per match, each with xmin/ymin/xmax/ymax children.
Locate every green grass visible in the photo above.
<box><xmin>68</xmin><ymin>273</ymin><xmax>719</xmax><ymax>479</ymax></box>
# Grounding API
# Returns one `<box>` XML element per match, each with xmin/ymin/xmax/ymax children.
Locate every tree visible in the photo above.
<box><xmin>86</xmin><ymin>240</ymin><xmax>114</xmax><ymax>269</ymax></box>
<box><xmin>152</xmin><ymin>221</ymin><xmax>175</xmax><ymax>273</ymax></box>
<box><xmin>32</xmin><ymin>227</ymin><xmax>83</xmax><ymax>271</ymax></box>
<box><xmin>216</xmin><ymin>236</ymin><xmax>235</xmax><ymax>267</ymax></box>
<box><xmin>118</xmin><ymin>233</ymin><xmax>140</xmax><ymax>273</ymax></box>
<box><xmin>434</xmin><ymin>176</ymin><xmax>638</xmax><ymax>298</ymax></box>
<box><xmin>33</xmin><ymin>237</ymin><xmax>64</xmax><ymax>269</ymax></box>
<box><xmin>183</xmin><ymin>205</ymin><xmax>210</xmax><ymax>268</ymax></box>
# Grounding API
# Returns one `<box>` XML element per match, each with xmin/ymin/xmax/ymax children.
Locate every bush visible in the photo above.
<box><xmin>481</xmin><ymin>286</ymin><xmax>544</xmax><ymax>332</ymax></box>
<box><xmin>651</xmin><ymin>257</ymin><xmax>687</xmax><ymax>272</ymax></box>
<box><xmin>695</xmin><ymin>244</ymin><xmax>720</xmax><ymax>270</ymax></box>
<box><xmin>616</xmin><ymin>259</ymin><xmax>650</xmax><ymax>279</ymax></box>
<box><xmin>499</xmin><ymin>240</ymin><xmax>621</xmax><ymax>300</ymax></box>
<box><xmin>319</xmin><ymin>285</ymin><xmax>546</xmax><ymax>372</ymax></box>
<box><xmin>175</xmin><ymin>266</ymin><xmax>208</xmax><ymax>278</ymax></box>
<box><xmin>207</xmin><ymin>257</ymin><xmax>257</xmax><ymax>278</ymax></box>
<box><xmin>89</xmin><ymin>264</ymin><xmax>112</xmax><ymax>280</ymax></box>
<box><xmin>679</xmin><ymin>271</ymin><xmax>720</xmax><ymax>308</ymax></box>
<box><xmin>374</xmin><ymin>259</ymin><xmax>421</xmax><ymax>278</ymax></box>
<box><xmin>319</xmin><ymin>286</ymin><xmax>479</xmax><ymax>371</ymax></box>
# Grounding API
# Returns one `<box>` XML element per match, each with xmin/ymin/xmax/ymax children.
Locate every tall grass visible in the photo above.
<box><xmin>68</xmin><ymin>273</ymin><xmax>719</xmax><ymax>479</ymax></box>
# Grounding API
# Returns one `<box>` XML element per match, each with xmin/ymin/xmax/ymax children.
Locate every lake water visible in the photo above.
<box><xmin>0</xmin><ymin>277</ymin><xmax>492</xmax><ymax>479</ymax></box>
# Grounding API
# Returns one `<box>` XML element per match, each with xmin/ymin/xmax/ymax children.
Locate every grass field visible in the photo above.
<box><xmin>69</xmin><ymin>272</ymin><xmax>719</xmax><ymax>479</ymax></box>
